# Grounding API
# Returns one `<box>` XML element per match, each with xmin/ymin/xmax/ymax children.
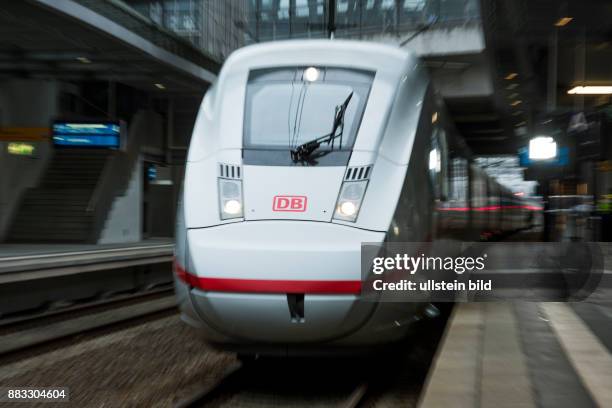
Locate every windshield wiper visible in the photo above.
<box><xmin>290</xmin><ymin>92</ymin><xmax>353</xmax><ymax>163</ymax></box>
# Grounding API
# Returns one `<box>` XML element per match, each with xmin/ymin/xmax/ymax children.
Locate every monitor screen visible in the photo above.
<box><xmin>52</xmin><ymin>122</ymin><xmax>121</xmax><ymax>148</ymax></box>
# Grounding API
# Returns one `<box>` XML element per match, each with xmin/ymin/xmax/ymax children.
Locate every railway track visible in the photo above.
<box><xmin>175</xmin><ymin>359</ymin><xmax>374</xmax><ymax>408</ymax></box>
<box><xmin>173</xmin><ymin>307</ymin><xmax>451</xmax><ymax>408</ymax></box>
<box><xmin>0</xmin><ymin>287</ymin><xmax>177</xmax><ymax>359</ymax></box>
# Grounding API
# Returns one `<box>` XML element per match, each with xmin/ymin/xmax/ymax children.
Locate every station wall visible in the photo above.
<box><xmin>0</xmin><ymin>79</ymin><xmax>58</xmax><ymax>241</ymax></box>
<box><xmin>0</xmin><ymin>80</ymin><xmax>169</xmax><ymax>244</ymax></box>
<box><xmin>98</xmin><ymin>110</ymin><xmax>166</xmax><ymax>244</ymax></box>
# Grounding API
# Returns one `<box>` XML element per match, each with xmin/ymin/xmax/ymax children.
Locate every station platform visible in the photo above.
<box><xmin>0</xmin><ymin>238</ymin><xmax>174</xmax><ymax>284</ymax></box>
<box><xmin>419</xmin><ymin>260</ymin><xmax>612</xmax><ymax>408</ymax></box>
<box><xmin>0</xmin><ymin>239</ymin><xmax>175</xmax><ymax>317</ymax></box>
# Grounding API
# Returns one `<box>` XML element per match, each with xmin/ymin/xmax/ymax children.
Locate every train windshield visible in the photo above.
<box><xmin>243</xmin><ymin>67</ymin><xmax>374</xmax><ymax>166</ymax></box>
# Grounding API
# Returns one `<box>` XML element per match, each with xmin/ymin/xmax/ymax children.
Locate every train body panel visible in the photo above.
<box><xmin>242</xmin><ymin>166</ymin><xmax>344</xmax><ymax>222</ymax></box>
<box><xmin>185</xmin><ymin>221</ymin><xmax>384</xmax><ymax>282</ymax></box>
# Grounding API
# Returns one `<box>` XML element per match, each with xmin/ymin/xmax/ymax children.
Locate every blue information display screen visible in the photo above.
<box><xmin>52</xmin><ymin>122</ymin><xmax>121</xmax><ymax>148</ymax></box>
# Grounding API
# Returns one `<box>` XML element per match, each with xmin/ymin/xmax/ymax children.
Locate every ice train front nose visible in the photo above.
<box><xmin>176</xmin><ymin>221</ymin><xmax>385</xmax><ymax>343</ymax></box>
<box><xmin>174</xmin><ymin>55</ymin><xmax>418</xmax><ymax>349</ymax></box>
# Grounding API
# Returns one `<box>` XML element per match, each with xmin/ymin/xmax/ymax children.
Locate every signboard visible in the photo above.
<box><xmin>7</xmin><ymin>142</ymin><xmax>36</xmax><ymax>156</ymax></box>
<box><xmin>147</xmin><ymin>164</ymin><xmax>157</xmax><ymax>181</ymax></box>
<box><xmin>52</xmin><ymin>121</ymin><xmax>123</xmax><ymax>149</ymax></box>
<box><xmin>519</xmin><ymin>146</ymin><xmax>569</xmax><ymax>167</ymax></box>
<box><xmin>597</xmin><ymin>161</ymin><xmax>612</xmax><ymax>173</ymax></box>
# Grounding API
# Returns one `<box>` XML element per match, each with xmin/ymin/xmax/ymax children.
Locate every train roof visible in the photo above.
<box><xmin>221</xmin><ymin>39</ymin><xmax>415</xmax><ymax>75</ymax></box>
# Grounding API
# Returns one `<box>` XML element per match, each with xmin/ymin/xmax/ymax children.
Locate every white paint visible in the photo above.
<box><xmin>98</xmin><ymin>156</ymin><xmax>142</xmax><ymax>244</ymax></box>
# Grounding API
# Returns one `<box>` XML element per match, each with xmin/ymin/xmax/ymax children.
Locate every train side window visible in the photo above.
<box><xmin>439</xmin><ymin>129</ymin><xmax>449</xmax><ymax>200</ymax></box>
<box><xmin>429</xmin><ymin>127</ymin><xmax>448</xmax><ymax>200</ymax></box>
<box><xmin>450</xmin><ymin>157</ymin><xmax>468</xmax><ymax>206</ymax></box>
<box><xmin>470</xmin><ymin>166</ymin><xmax>487</xmax><ymax>209</ymax></box>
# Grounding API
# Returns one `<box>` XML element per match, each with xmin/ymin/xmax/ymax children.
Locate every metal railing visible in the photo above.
<box><xmin>247</xmin><ymin>0</ymin><xmax>480</xmax><ymax>43</ymax></box>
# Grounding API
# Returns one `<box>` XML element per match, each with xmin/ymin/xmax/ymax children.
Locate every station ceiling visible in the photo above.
<box><xmin>1</xmin><ymin>0</ymin><xmax>610</xmax><ymax>158</ymax></box>
<box><xmin>473</xmin><ymin>0</ymin><xmax>612</xmax><ymax>155</ymax></box>
<box><xmin>0</xmin><ymin>0</ymin><xmax>220</xmax><ymax>96</ymax></box>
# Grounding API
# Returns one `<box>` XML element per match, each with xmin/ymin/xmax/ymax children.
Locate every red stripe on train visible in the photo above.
<box><xmin>438</xmin><ymin>205</ymin><xmax>542</xmax><ymax>212</ymax></box>
<box><xmin>174</xmin><ymin>260</ymin><xmax>361</xmax><ymax>294</ymax></box>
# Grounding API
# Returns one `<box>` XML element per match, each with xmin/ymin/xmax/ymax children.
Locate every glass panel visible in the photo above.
<box><xmin>450</xmin><ymin>157</ymin><xmax>468</xmax><ymax>204</ymax></box>
<box><xmin>122</xmin><ymin>1</ymin><xmax>481</xmax><ymax>53</ymax></box>
<box><xmin>244</xmin><ymin>67</ymin><xmax>374</xmax><ymax>152</ymax></box>
<box><xmin>123</xmin><ymin>0</ymin><xmax>250</xmax><ymax>59</ymax></box>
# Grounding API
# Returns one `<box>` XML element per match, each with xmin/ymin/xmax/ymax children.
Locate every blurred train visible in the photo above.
<box><xmin>173</xmin><ymin>40</ymin><xmax>541</xmax><ymax>355</ymax></box>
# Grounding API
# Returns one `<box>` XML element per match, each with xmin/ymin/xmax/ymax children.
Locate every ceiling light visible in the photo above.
<box><xmin>508</xmin><ymin>93</ymin><xmax>519</xmax><ymax>99</ymax></box>
<box><xmin>515</xmin><ymin>121</ymin><xmax>526</xmax><ymax>127</ymax></box>
<box><xmin>76</xmin><ymin>57</ymin><xmax>91</xmax><ymax>64</ymax></box>
<box><xmin>154</xmin><ymin>83</ymin><xmax>166</xmax><ymax>90</ymax></box>
<box><xmin>512</xmin><ymin>110</ymin><xmax>523</xmax><ymax>116</ymax></box>
<box><xmin>555</xmin><ymin>17</ymin><xmax>573</xmax><ymax>27</ymax></box>
<box><xmin>506</xmin><ymin>83</ymin><xmax>519</xmax><ymax>90</ymax></box>
<box><xmin>505</xmin><ymin>73</ymin><xmax>518</xmax><ymax>80</ymax></box>
<box><xmin>510</xmin><ymin>100</ymin><xmax>522</xmax><ymax>106</ymax></box>
<box><xmin>568</xmin><ymin>86</ymin><xmax>612</xmax><ymax>95</ymax></box>
<box><xmin>529</xmin><ymin>136</ymin><xmax>557</xmax><ymax>160</ymax></box>
<box><xmin>429</xmin><ymin>149</ymin><xmax>441</xmax><ymax>172</ymax></box>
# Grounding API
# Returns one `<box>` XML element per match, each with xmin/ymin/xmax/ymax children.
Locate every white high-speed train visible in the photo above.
<box><xmin>174</xmin><ymin>40</ymin><xmax>539</xmax><ymax>355</ymax></box>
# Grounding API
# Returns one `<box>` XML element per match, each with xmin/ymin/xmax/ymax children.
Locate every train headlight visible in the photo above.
<box><xmin>339</xmin><ymin>201</ymin><xmax>357</xmax><ymax>216</ymax></box>
<box><xmin>223</xmin><ymin>199</ymin><xmax>242</xmax><ymax>215</ymax></box>
<box><xmin>334</xmin><ymin>180</ymin><xmax>368</xmax><ymax>222</ymax></box>
<box><xmin>218</xmin><ymin>178</ymin><xmax>243</xmax><ymax>220</ymax></box>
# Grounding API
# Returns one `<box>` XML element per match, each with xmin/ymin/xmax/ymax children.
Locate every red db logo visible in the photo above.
<box><xmin>273</xmin><ymin>195</ymin><xmax>307</xmax><ymax>212</ymax></box>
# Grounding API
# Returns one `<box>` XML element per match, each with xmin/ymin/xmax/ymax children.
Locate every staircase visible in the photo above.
<box><xmin>7</xmin><ymin>149</ymin><xmax>113</xmax><ymax>242</ymax></box>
